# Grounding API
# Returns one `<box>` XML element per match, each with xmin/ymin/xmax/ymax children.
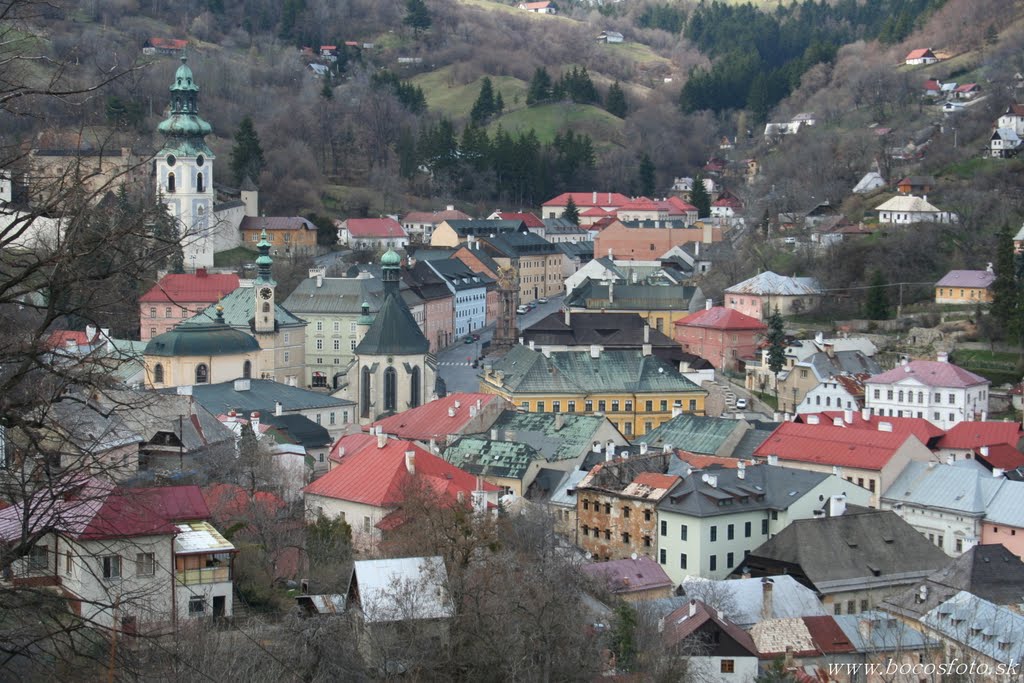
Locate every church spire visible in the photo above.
<box><xmin>157</xmin><ymin>54</ymin><xmax>214</xmax><ymax>158</ymax></box>
<box><xmin>255</xmin><ymin>229</ymin><xmax>276</xmax><ymax>286</ymax></box>
<box><xmin>381</xmin><ymin>248</ymin><xmax>401</xmax><ymax>298</ymax></box>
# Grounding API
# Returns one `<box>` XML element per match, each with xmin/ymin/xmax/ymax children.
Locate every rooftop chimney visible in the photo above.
<box><xmin>377</xmin><ymin>433</ymin><xmax>387</xmax><ymax>449</ymax></box>
<box><xmin>405</xmin><ymin>450</ymin><xmax>416</xmax><ymax>475</ymax></box>
<box><xmin>807</xmin><ymin>414</ymin><xmax>820</xmax><ymax>425</ymax></box>
<box><xmin>844</xmin><ymin>409</ymin><xmax>854</xmax><ymax>424</ymax></box>
<box><xmin>643</xmin><ymin>324</ymin><xmax>650</xmax><ymax>344</ymax></box>
<box><xmin>862</xmin><ymin>407</ymin><xmax>871</xmax><ymax>422</ymax></box>
<box><xmin>639</xmin><ymin>442</ymin><xmax>648</xmax><ymax>455</ymax></box>
<box><xmin>705</xmin><ymin>298</ymin><xmax>713</xmax><ymax>311</ymax></box>
<box><xmin>590</xmin><ymin>344</ymin><xmax>601</xmax><ymax>359</ymax></box>
<box><xmin>705</xmin><ymin>474</ymin><xmax>718</xmax><ymax>488</ymax></box>
<box><xmin>448</xmin><ymin>406</ymin><xmax>456</xmax><ymax>417</ymax></box>
<box><xmin>980</xmin><ymin>445</ymin><xmax>990</xmax><ymax>457</ymax></box>
<box><xmin>554</xmin><ymin>413</ymin><xmax>564</xmax><ymax>430</ymax></box>
<box><xmin>761</xmin><ymin>578</ymin><xmax>774</xmax><ymax>620</ymax></box>
<box><xmin>738</xmin><ymin>461</ymin><xmax>746</xmax><ymax>479</ymax></box>
<box><xmin>689</xmin><ymin>600</ymin><xmax>697</xmax><ymax>617</ymax></box>
<box><xmin>490</xmin><ymin>428</ymin><xmax>498</xmax><ymax>440</ymax></box>
<box><xmin>250</xmin><ymin>411</ymin><xmax>260</xmax><ymax>431</ymax></box>
<box><xmin>226</xmin><ymin>409</ymin><xmax>237</xmax><ymax>424</ymax></box>
<box><xmin>993</xmin><ymin>467</ymin><xmax>1005</xmax><ymax>478</ymax></box>
<box><xmin>767</xmin><ymin>454</ymin><xmax>779</xmax><ymax>466</ymax></box>
<box><xmin>937</xmin><ymin>351</ymin><xmax>949</xmax><ymax>363</ymax></box>
<box><xmin>529</xmin><ymin>340</ymin><xmax>535</xmax><ymax>350</ymax></box>
<box><xmin>814</xmin><ymin>331</ymin><xmax>824</xmax><ymax>345</ymax></box>
<box><xmin>86</xmin><ymin>324</ymin><xmax>97</xmax><ymax>341</ymax></box>
<box><xmin>234</xmin><ymin>378</ymin><xmax>251</xmax><ymax>392</ymax></box>
<box><xmin>564</xmin><ymin>309</ymin><xmax>571</xmax><ymax>325</ymax></box>
<box><xmin>829</xmin><ymin>494</ymin><xmax>847</xmax><ymax>517</ymax></box>
<box><xmin>833</xmin><ymin>417</ymin><xmax>844</xmax><ymax>427</ymax></box>
<box><xmin>274</xmin><ymin>401</ymin><xmax>283</xmax><ymax>416</ymax></box>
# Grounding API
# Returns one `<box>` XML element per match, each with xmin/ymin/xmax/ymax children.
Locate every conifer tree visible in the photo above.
<box><xmin>690</xmin><ymin>173</ymin><xmax>712</xmax><ymax>217</ymax></box>
<box><xmin>470</xmin><ymin>77</ymin><xmax>496</xmax><ymax>125</ymax></box>
<box><xmin>991</xmin><ymin>224</ymin><xmax>1019</xmax><ymax>337</ymax></box>
<box><xmin>562</xmin><ymin>196</ymin><xmax>579</xmax><ymax>225</ymax></box>
<box><xmin>637</xmin><ymin>153</ymin><xmax>656</xmax><ymax>197</ymax></box>
<box><xmin>605</xmin><ymin>81</ymin><xmax>627</xmax><ymax>118</ymax></box>
<box><xmin>230</xmin><ymin>116</ymin><xmax>266</xmax><ymax>185</ymax></box>
<box><xmin>526</xmin><ymin>67</ymin><xmax>552</xmax><ymax>105</ymax></box>
<box><xmin>765</xmin><ymin>307</ymin><xmax>787</xmax><ymax>406</ymax></box>
<box><xmin>865</xmin><ymin>269</ymin><xmax>890</xmax><ymax>320</ymax></box>
<box><xmin>404</xmin><ymin>0</ymin><xmax>432</xmax><ymax>36</ymax></box>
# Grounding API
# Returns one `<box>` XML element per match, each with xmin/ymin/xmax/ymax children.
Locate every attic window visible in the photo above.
<box><xmin>867</xmin><ymin>565</ymin><xmax>881</xmax><ymax>576</ymax></box>
<box><xmin>846</xmin><ymin>540</ymin><xmax>858</xmax><ymax>548</ymax></box>
<box><xmin>882</xmin><ymin>535</ymin><xmax>894</xmax><ymax>543</ymax></box>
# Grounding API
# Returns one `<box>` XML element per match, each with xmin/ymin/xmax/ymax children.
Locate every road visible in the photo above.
<box><xmin>437</xmin><ymin>294</ymin><xmax>565</xmax><ymax>394</ymax></box>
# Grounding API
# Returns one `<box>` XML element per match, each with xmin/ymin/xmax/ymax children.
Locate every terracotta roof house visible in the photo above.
<box><xmin>303</xmin><ymin>433</ymin><xmax>500</xmax><ymax>550</ymax></box>
<box><xmin>367</xmin><ymin>392</ymin><xmax>509</xmax><ymax>445</ymax></box>
<box><xmin>581</xmin><ymin>556</ymin><xmax>674</xmax><ymax>601</ymax></box>
<box><xmin>905</xmin><ymin>48</ymin><xmax>938</xmax><ymax>65</ymax></box>
<box><xmin>752</xmin><ymin>419</ymin><xmax>936</xmax><ymax>506</ymax></box>
<box><xmin>675</xmin><ymin>303</ymin><xmax>766</xmax><ymax>372</ymax></box>
<box><xmin>139</xmin><ymin>269</ymin><xmax>241</xmax><ymax>341</ymax></box>
<box><xmin>517</xmin><ymin>0</ymin><xmax>557</xmax><ymax>13</ymax></box>
<box><xmin>734</xmin><ymin>508</ymin><xmax>949</xmax><ymax>615</ymax></box>
<box><xmin>659</xmin><ymin>600</ymin><xmax>759</xmax><ymax>680</ymax></box>
<box><xmin>864</xmin><ymin>354</ymin><xmax>990</xmax><ymax>429</ymax></box>
<box><xmin>935</xmin><ymin>268</ymin><xmax>996</xmax><ymax>305</ymax></box>
<box><xmin>540</xmin><ymin>191</ymin><xmax>632</xmax><ymax>219</ymax></box>
<box><xmin>401</xmin><ymin>206</ymin><xmax>471</xmax><ymax>242</ymax></box>
<box><xmin>143</xmin><ymin>37</ymin><xmax>188</xmax><ymax>55</ymax></box>
<box><xmin>954</xmin><ymin>83</ymin><xmax>981</xmax><ymax>99</ymax></box>
<box><xmin>896</xmin><ymin>175</ymin><xmax>936</xmax><ymax>195</ymax></box>
<box><xmin>337</xmin><ymin>217</ymin><xmax>409</xmax><ymax>250</ymax></box>
<box><xmin>0</xmin><ymin>478</ymin><xmax>235</xmax><ymax>630</ymax></box>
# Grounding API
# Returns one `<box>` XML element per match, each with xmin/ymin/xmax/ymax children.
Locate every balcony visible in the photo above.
<box><xmin>176</xmin><ymin>566</ymin><xmax>231</xmax><ymax>585</ymax></box>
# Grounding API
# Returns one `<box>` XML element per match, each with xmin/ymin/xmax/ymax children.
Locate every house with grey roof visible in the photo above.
<box><xmin>656</xmin><ymin>463</ymin><xmax>871</xmax><ymax>583</ymax></box>
<box><xmin>724</xmin><ymin>271</ymin><xmax>822</xmax><ymax>320</ymax></box>
<box><xmin>424</xmin><ymin>258</ymin><xmax>492</xmax><ymax>338</ymax></box>
<box><xmin>882</xmin><ymin>544</ymin><xmax>1024</xmax><ymax>623</ymax></box>
<box><xmin>680</xmin><ymin>575</ymin><xmax>827</xmax><ymax>629</ymax></box>
<box><xmin>918</xmin><ymin>592</ymin><xmax>1024</xmax><ymax>672</ymax></box>
<box><xmin>734</xmin><ymin>508</ymin><xmax>950</xmax><ymax>616</ymax></box>
<box><xmin>564</xmin><ymin>278</ymin><xmax>704</xmax><ymax>320</ymax></box>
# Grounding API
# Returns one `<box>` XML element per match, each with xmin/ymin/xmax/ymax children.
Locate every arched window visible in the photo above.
<box><xmin>384</xmin><ymin>367</ymin><xmax>398</xmax><ymax>412</ymax></box>
<box><xmin>195</xmin><ymin>363</ymin><xmax>208</xmax><ymax>384</ymax></box>
<box><xmin>243</xmin><ymin>360</ymin><xmax>252</xmax><ymax>379</ymax></box>
<box><xmin>262</xmin><ymin>302</ymin><xmax>271</xmax><ymax>313</ymax></box>
<box><xmin>360</xmin><ymin>366</ymin><xmax>372</xmax><ymax>418</ymax></box>
<box><xmin>153</xmin><ymin>364</ymin><xmax>164</xmax><ymax>384</ymax></box>
<box><xmin>196</xmin><ymin>172</ymin><xmax>204</xmax><ymax>193</ymax></box>
<box><xmin>410</xmin><ymin>366</ymin><xmax>421</xmax><ymax>408</ymax></box>
<box><xmin>167</xmin><ymin>172</ymin><xmax>175</xmax><ymax>193</ymax></box>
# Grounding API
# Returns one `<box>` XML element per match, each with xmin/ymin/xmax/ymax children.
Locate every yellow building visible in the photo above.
<box><xmin>478</xmin><ymin>346</ymin><xmax>706</xmax><ymax>438</ymax></box>
<box><xmin>934</xmin><ymin>269</ymin><xmax>995</xmax><ymax>305</ymax></box>
<box><xmin>562</xmin><ymin>279</ymin><xmax>705</xmax><ymax>335</ymax></box>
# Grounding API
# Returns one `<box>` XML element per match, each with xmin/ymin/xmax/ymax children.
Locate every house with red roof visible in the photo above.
<box><xmin>368</xmin><ymin>392</ymin><xmax>509</xmax><ymax>446</ymax></box>
<box><xmin>954</xmin><ymin>82</ymin><xmax>981</xmax><ymax>100</ymax></box>
<box><xmin>488</xmin><ymin>210</ymin><xmax>546</xmax><ymax>229</ymax></box>
<box><xmin>336</xmin><ymin>217</ymin><xmax>409</xmax><ymax>251</ymax></box>
<box><xmin>302</xmin><ymin>433</ymin><xmax>499</xmax><ymax>550</ymax></box>
<box><xmin>660</xmin><ymin>599</ymin><xmax>759</xmax><ymax>679</ymax></box>
<box><xmin>934</xmin><ymin>421</ymin><xmax>1023</xmax><ymax>464</ymax></box>
<box><xmin>540</xmin><ymin>191</ymin><xmax>632</xmax><ymax>220</ymax></box>
<box><xmin>998</xmin><ymin>104</ymin><xmax>1024</xmax><ymax>136</ymax></box>
<box><xmin>517</xmin><ymin>0</ymin><xmax>557</xmax><ymax>13</ymax></box>
<box><xmin>143</xmin><ymin>37</ymin><xmax>188</xmax><ymax>55</ymax></box>
<box><xmin>615</xmin><ymin>197</ymin><xmax>663</xmax><ymax>222</ymax></box>
<box><xmin>581</xmin><ymin>556</ymin><xmax>674</xmax><ymax>602</ymax></box>
<box><xmin>675</xmin><ymin>302</ymin><xmax>766</xmax><ymax>372</ymax></box>
<box><xmin>710</xmin><ymin>194</ymin><xmax>743</xmax><ymax>219</ymax></box>
<box><xmin>138</xmin><ymin>269</ymin><xmax>240</xmax><ymax>341</ymax></box>
<box><xmin>0</xmin><ymin>479</ymin><xmax>235</xmax><ymax>630</ymax></box>
<box><xmin>905</xmin><ymin>48</ymin><xmax>938</xmax><ymax>65</ymax></box>
<box><xmin>864</xmin><ymin>353</ymin><xmax>990</xmax><ymax>429</ymax></box>
<box><xmin>752</xmin><ymin>420</ymin><xmax>936</xmax><ymax>506</ymax></box>
<box><xmin>401</xmin><ymin>205</ymin><xmax>471</xmax><ymax>242</ymax></box>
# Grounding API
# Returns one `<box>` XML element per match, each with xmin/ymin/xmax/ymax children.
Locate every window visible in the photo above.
<box><xmin>585</xmin><ymin>400</ymin><xmax>593</xmax><ymax>411</ymax></box>
<box><xmin>567</xmin><ymin>401</ymin><xmax>576</xmax><ymax>412</ymax></box>
<box><xmin>167</xmin><ymin>171</ymin><xmax>175</xmax><ymax>193</ymax></box>
<box><xmin>333</xmin><ymin>339</ymin><xmax>341</xmax><ymax>351</ymax></box>
<box><xmin>135</xmin><ymin>553</ymin><xmax>155</xmax><ymax>577</ymax></box>
<box><xmin>937</xmin><ymin>534</ymin><xmax>944</xmax><ymax>548</ymax></box>
<box><xmin>188</xmin><ymin>596</ymin><xmax>206</xmax><ymax>614</ymax></box>
<box><xmin>680</xmin><ymin>553</ymin><xmax>687</xmax><ymax>569</ymax></box>
<box><xmin>150</xmin><ymin>327</ymin><xmax>157</xmax><ymax>337</ymax></box>
<box><xmin>659</xmin><ymin>549</ymin><xmax>666</xmax><ymax>564</ymax></box>
<box><xmin>689</xmin><ymin>399</ymin><xmax>697</xmax><ymax>411</ymax></box>
<box><xmin>624</xmin><ymin>422</ymin><xmax>632</xmax><ymax>436</ymax></box>
<box><xmin>621</xmin><ymin>532</ymin><xmax>630</xmax><ymax>544</ymax></box>
<box><xmin>583</xmin><ymin>500</ymin><xmax>590</xmax><ymax>511</ymax></box>
<box><xmin>948</xmin><ymin>393</ymin><xmax>956</xmax><ymax>404</ymax></box>
<box><xmin>102</xmin><ymin>555</ymin><xmax>121</xmax><ymax>580</ymax></box>
<box><xmin>611</xmin><ymin>400</ymin><xmax>619</xmax><ymax>412</ymax></box>
<box><xmin>623</xmin><ymin>507</ymin><xmax>630</xmax><ymax>518</ymax></box>
<box><xmin>887</xmin><ymin>390</ymin><xmax>893</xmax><ymax>400</ymax></box>
<box><xmin>956</xmin><ymin>538</ymin><xmax>963</xmax><ymax>553</ymax></box>
<box><xmin>744</xmin><ymin>521</ymin><xmax>751</xmax><ymax>538</ymax></box>
<box><xmin>552</xmin><ymin>401</ymin><xmax>561</xmax><ymax>413</ymax></box>
<box><xmin>604</xmin><ymin>503</ymin><xmax>611</xmax><ymax>514</ymax></box>
<box><xmin>598</xmin><ymin>400</ymin><xmax>606</xmax><ymax>412</ymax></box>
<box><xmin>660</xmin><ymin>520</ymin><xmax>667</xmax><ymax>536</ymax></box>
<box><xmin>28</xmin><ymin>545</ymin><xmax>48</xmax><ymax>571</ymax></box>
<box><xmin>645</xmin><ymin>401</ymin><xmax>653</xmax><ymax>412</ymax></box>
<box><xmin>363</xmin><ymin>516</ymin><xmax>371</xmax><ymax>533</ymax></box>
<box><xmin>709</xmin><ymin>555</ymin><xmax>717</xmax><ymax>571</ymax></box>
<box><xmin>537</xmin><ymin>401</ymin><xmax>545</xmax><ymax>412</ymax></box>
<box><xmin>149</xmin><ymin>306</ymin><xmax>157</xmax><ymax>317</ymax></box>
<box><xmin>834</xmin><ymin>602</ymin><xmax>842</xmax><ymax>615</ymax></box>
<box><xmin>860</xmin><ymin>599</ymin><xmax>869</xmax><ymax>612</ymax></box>
<box><xmin>582</xmin><ymin>525</ymin><xmax>589</xmax><ymax>537</ymax></box>
<box><xmin>360</xmin><ymin>366</ymin><xmax>372</xmax><ymax>418</ymax></box>
<box><xmin>196</xmin><ymin>171</ymin><xmax>204</xmax><ymax>192</ymax></box>
<box><xmin>625</xmin><ymin>400</ymin><xmax>633</xmax><ymax>412</ymax></box>
<box><xmin>727</xmin><ymin>524</ymin><xmax>734</xmax><ymax>540</ymax></box>
<box><xmin>710</xmin><ymin>525</ymin><xmax>717</xmax><ymax>542</ymax></box>
<box><xmin>195</xmin><ymin>364</ymin><xmax>208</xmax><ymax>384</ymax></box>
<box><xmin>153</xmin><ymin>364</ymin><xmax>164</xmax><ymax>384</ymax></box>
<box><xmin>384</xmin><ymin>367</ymin><xmax>397</xmax><ymax>412</ymax></box>
<box><xmin>727</xmin><ymin>552</ymin><xmax>735</xmax><ymax>568</ymax></box>
<box><xmin>847</xmin><ymin>600</ymin><xmax>856</xmax><ymax>614</ymax></box>
<box><xmin>521</xmin><ymin>401</ymin><xmax>529</xmax><ymax>411</ymax></box>
<box><xmin>643</xmin><ymin>536</ymin><xmax>651</xmax><ymax>547</ymax></box>
<box><xmin>681</xmin><ymin>525</ymin><xmax>688</xmax><ymax>541</ymax></box>
<box><xmin>242</xmin><ymin>360</ymin><xmax>252</xmax><ymax>379</ymax></box>
<box><xmin>868</xmin><ymin>479</ymin><xmax>876</xmax><ymax>492</ymax></box>
<box><xmin>350</xmin><ymin>340</ymin><xmax>356</xmax><ymax>351</ymax></box>
<box><xmin>762</xmin><ymin>519</ymin><xmax>769</xmax><ymax>535</ymax></box>
<box><xmin>720</xmin><ymin>660</ymin><xmax>735</xmax><ymax>674</ymax></box>
<box><xmin>644</xmin><ymin>510</ymin><xmax>651</xmax><ymax>522</ymax></box>
<box><xmin>660</xmin><ymin>400</ymin><xmax>668</xmax><ymax>411</ymax></box>
<box><xmin>316</xmin><ymin>321</ymin><xmax>323</xmax><ymax>332</ymax></box>
<box><xmin>604</xmin><ymin>529</ymin><xmax>611</xmax><ymax>540</ymax></box>
<box><xmin>410</xmin><ymin>367</ymin><xmax>421</xmax><ymax>408</ymax></box>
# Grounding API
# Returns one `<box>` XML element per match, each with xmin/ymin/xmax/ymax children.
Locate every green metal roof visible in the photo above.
<box><xmin>564</xmin><ymin>278</ymin><xmax>701</xmax><ymax>312</ymax></box>
<box><xmin>282</xmin><ymin>277</ymin><xmax>386</xmax><ymax>316</ymax></box>
<box><xmin>354</xmin><ymin>291</ymin><xmax>429</xmax><ymax>356</ymax></box>
<box><xmin>486</xmin><ymin>411</ymin><xmax>611</xmax><ymax>462</ymax></box>
<box><xmin>159</xmin><ymin>379</ymin><xmax>354</xmax><ymax>415</ymax></box>
<box><xmin>444</xmin><ymin>437</ymin><xmax>539</xmax><ymax>480</ymax></box>
<box><xmin>144</xmin><ymin>317</ymin><xmax>261</xmax><ymax>357</ymax></box>
<box><xmin>381</xmin><ymin>248</ymin><xmax>401</xmax><ymax>266</ymax></box>
<box><xmin>184</xmin><ymin>286</ymin><xmax>306</xmax><ymax>331</ymax></box>
<box><xmin>635</xmin><ymin>414</ymin><xmax>745</xmax><ymax>455</ymax></box>
<box><xmin>484</xmin><ymin>346</ymin><xmax>705</xmax><ymax>396</ymax></box>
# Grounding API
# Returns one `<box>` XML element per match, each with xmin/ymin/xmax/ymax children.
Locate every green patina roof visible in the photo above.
<box><xmin>444</xmin><ymin>437</ymin><xmax>540</xmax><ymax>481</ymax></box>
<box><xmin>381</xmin><ymin>248</ymin><xmax>401</xmax><ymax>267</ymax></box>
<box><xmin>172</xmin><ymin>57</ymin><xmax>199</xmax><ymax>92</ymax></box>
<box><xmin>635</xmin><ymin>414</ymin><xmax>745</xmax><ymax>455</ymax></box>
<box><xmin>157</xmin><ymin>56</ymin><xmax>214</xmax><ymax>158</ymax></box>
<box><xmin>184</xmin><ymin>286</ymin><xmax>306</xmax><ymax>332</ymax></box>
<box><xmin>354</xmin><ymin>290</ymin><xmax>429</xmax><ymax>356</ymax></box>
<box><xmin>486</xmin><ymin>411</ymin><xmax>611</xmax><ymax>462</ymax></box>
<box><xmin>145</xmin><ymin>315</ymin><xmax>261</xmax><ymax>357</ymax></box>
<box><xmin>484</xmin><ymin>346</ymin><xmax>706</xmax><ymax>396</ymax></box>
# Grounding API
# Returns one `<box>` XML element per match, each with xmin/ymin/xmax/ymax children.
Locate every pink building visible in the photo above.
<box><xmin>138</xmin><ymin>269</ymin><xmax>240</xmax><ymax>341</ymax></box>
<box><xmin>723</xmin><ymin>271</ymin><xmax>822</xmax><ymax>320</ymax></box>
<box><xmin>674</xmin><ymin>304</ymin><xmax>766</xmax><ymax>372</ymax></box>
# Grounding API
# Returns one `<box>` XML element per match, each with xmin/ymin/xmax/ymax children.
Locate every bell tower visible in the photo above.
<box><xmin>156</xmin><ymin>54</ymin><xmax>216</xmax><ymax>270</ymax></box>
<box><xmin>254</xmin><ymin>229</ymin><xmax>276</xmax><ymax>334</ymax></box>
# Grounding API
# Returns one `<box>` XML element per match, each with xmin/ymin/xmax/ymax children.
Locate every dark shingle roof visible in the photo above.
<box><xmin>656</xmin><ymin>464</ymin><xmax>830</xmax><ymax>518</ymax></box>
<box><xmin>480</xmin><ymin>231</ymin><xmax>559</xmax><ymax>258</ymax></box>
<box><xmin>161</xmin><ymin>379</ymin><xmax>353</xmax><ymax>416</ymax></box>
<box><xmin>635</xmin><ymin>414</ymin><xmax>745</xmax><ymax>455</ymax></box>
<box><xmin>355</xmin><ymin>290</ymin><xmax>430</xmax><ymax>356</ymax></box>
<box><xmin>283</xmin><ymin>276</ymin><xmax>386</xmax><ymax>315</ymax></box>
<box><xmin>565</xmin><ymin>278</ymin><xmax>701</xmax><ymax>312</ymax></box>
<box><xmin>144</xmin><ymin>318</ymin><xmax>262</xmax><ymax>357</ymax></box>
<box><xmin>523</xmin><ymin>312</ymin><xmax>679</xmax><ymax>349</ymax></box>
<box><xmin>263</xmin><ymin>413</ymin><xmax>332</xmax><ymax>448</ymax></box>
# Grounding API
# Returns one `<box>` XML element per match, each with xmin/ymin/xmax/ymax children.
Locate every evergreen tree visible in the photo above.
<box><xmin>404</xmin><ymin>0</ymin><xmax>432</xmax><ymax>36</ymax></box>
<box><xmin>470</xmin><ymin>77</ymin><xmax>496</xmax><ymax>125</ymax></box>
<box><xmin>320</xmin><ymin>78</ymin><xmax>333</xmax><ymax>100</ymax></box>
<box><xmin>229</xmin><ymin>116</ymin><xmax>266</xmax><ymax>185</ymax></box>
<box><xmin>494</xmin><ymin>90</ymin><xmax>504</xmax><ymax>114</ymax></box>
<box><xmin>991</xmin><ymin>224</ymin><xmax>1019</xmax><ymax>336</ymax></box>
<box><xmin>756</xmin><ymin>656</ymin><xmax>797</xmax><ymax>682</ymax></box>
<box><xmin>397</xmin><ymin>127</ymin><xmax>419</xmax><ymax>180</ymax></box>
<box><xmin>637</xmin><ymin>153</ymin><xmax>656</xmax><ymax>197</ymax></box>
<box><xmin>865</xmin><ymin>269</ymin><xmax>890</xmax><ymax>320</ymax></box>
<box><xmin>690</xmin><ymin>173</ymin><xmax>712</xmax><ymax>217</ymax></box>
<box><xmin>562</xmin><ymin>196</ymin><xmax>579</xmax><ymax>225</ymax></box>
<box><xmin>605</xmin><ymin>81</ymin><xmax>627</xmax><ymax>118</ymax></box>
<box><xmin>526</xmin><ymin>67</ymin><xmax>552</xmax><ymax>105</ymax></box>
<box><xmin>609</xmin><ymin>603</ymin><xmax>638</xmax><ymax>671</ymax></box>
<box><xmin>765</xmin><ymin>307</ymin><xmax>787</xmax><ymax>405</ymax></box>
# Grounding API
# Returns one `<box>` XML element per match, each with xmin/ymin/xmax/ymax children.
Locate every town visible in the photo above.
<box><xmin>3</xmin><ymin>0</ymin><xmax>1024</xmax><ymax>679</ymax></box>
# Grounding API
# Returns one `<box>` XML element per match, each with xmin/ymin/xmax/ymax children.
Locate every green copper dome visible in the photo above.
<box><xmin>381</xmin><ymin>248</ymin><xmax>401</xmax><ymax>267</ymax></box>
<box><xmin>144</xmin><ymin>318</ymin><xmax>261</xmax><ymax>357</ymax></box>
<box><xmin>172</xmin><ymin>58</ymin><xmax>200</xmax><ymax>92</ymax></box>
<box><xmin>157</xmin><ymin>55</ymin><xmax>214</xmax><ymax>157</ymax></box>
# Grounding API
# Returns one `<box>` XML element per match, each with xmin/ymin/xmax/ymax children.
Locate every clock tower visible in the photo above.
<box><xmin>254</xmin><ymin>229</ymin><xmax>276</xmax><ymax>334</ymax></box>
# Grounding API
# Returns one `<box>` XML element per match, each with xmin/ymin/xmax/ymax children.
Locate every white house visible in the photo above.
<box><xmin>991</xmin><ymin>128</ymin><xmax>1022</xmax><ymax>158</ymax></box>
<box><xmin>852</xmin><ymin>171</ymin><xmax>886</xmax><ymax>194</ymax></box>
<box><xmin>874</xmin><ymin>195</ymin><xmax>955</xmax><ymax>224</ymax></box>
<box><xmin>905</xmin><ymin>48</ymin><xmax>938</xmax><ymax>65</ymax></box>
<box><xmin>517</xmin><ymin>0</ymin><xmax>557</xmax><ymax>12</ymax></box>
<box><xmin>864</xmin><ymin>354</ymin><xmax>989</xmax><ymax>429</ymax></box>
<box><xmin>661</xmin><ymin>600</ymin><xmax>760</xmax><ymax>682</ymax></box>
<box><xmin>336</xmin><ymin>217</ymin><xmax>409</xmax><ymax>251</ymax></box>
<box><xmin>0</xmin><ymin>480</ymin><xmax>235</xmax><ymax>631</ymax></box>
<box><xmin>997</xmin><ymin>104</ymin><xmax>1024</xmax><ymax>136</ymax></box>
<box><xmin>797</xmin><ymin>376</ymin><xmax>867</xmax><ymax>413</ymax></box>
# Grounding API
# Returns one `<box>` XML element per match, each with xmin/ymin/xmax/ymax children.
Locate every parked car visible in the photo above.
<box><xmin>464</xmin><ymin>336</ymin><xmax>474</xmax><ymax>344</ymax></box>
<box><xmin>735</xmin><ymin>398</ymin><xmax>748</xmax><ymax>410</ymax></box>
<box><xmin>472</xmin><ymin>333</ymin><xmax>480</xmax><ymax>341</ymax></box>
<box><xmin>537</xmin><ymin>297</ymin><xmax>549</xmax><ymax>304</ymax></box>
<box><xmin>516</xmin><ymin>306</ymin><xmax>529</xmax><ymax>314</ymax></box>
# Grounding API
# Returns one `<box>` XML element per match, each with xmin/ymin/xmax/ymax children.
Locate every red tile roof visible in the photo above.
<box><xmin>618</xmin><ymin>197</ymin><xmax>660</xmax><ymax>211</ymax></box>
<box><xmin>976</xmin><ymin>443</ymin><xmax>1024</xmax><ymax>471</ymax></box>
<box><xmin>580</xmin><ymin>207</ymin><xmax>612</xmax><ymax>217</ymax></box>
<box><xmin>148</xmin><ymin>37</ymin><xmax>188</xmax><ymax>50</ymax></box>
<box><xmin>937</xmin><ymin>421</ymin><xmax>1022</xmax><ymax>450</ymax></box>
<box><xmin>906</xmin><ymin>48</ymin><xmax>935</xmax><ymax>60</ymax></box>
<box><xmin>1006</xmin><ymin>104</ymin><xmax>1024</xmax><ymax>117</ymax></box>
<box><xmin>344</xmin><ymin>217</ymin><xmax>407</xmax><ymax>238</ymax></box>
<box><xmin>955</xmin><ymin>83</ymin><xmax>979</xmax><ymax>93</ymax></box>
<box><xmin>661</xmin><ymin>599</ymin><xmax>758</xmax><ymax>653</ymax></box>
<box><xmin>368</xmin><ymin>393</ymin><xmax>507</xmax><ymax>441</ymax></box>
<box><xmin>304</xmin><ymin>434</ymin><xmax>498</xmax><ymax>508</ymax></box>
<box><xmin>495</xmin><ymin>212</ymin><xmax>545</xmax><ymax>228</ymax></box>
<box><xmin>581</xmin><ymin>556</ymin><xmax>673</xmax><ymax>595</ymax></box>
<box><xmin>924</xmin><ymin>79</ymin><xmax>941</xmax><ymax>91</ymax></box>
<box><xmin>712</xmin><ymin>196</ymin><xmax>743</xmax><ymax>209</ymax></box>
<box><xmin>676</xmin><ymin>306</ymin><xmax>767</xmax><ymax>331</ymax></box>
<box><xmin>543</xmin><ymin>192</ymin><xmax>631</xmax><ymax>208</ymax></box>
<box><xmin>803</xmin><ymin>616</ymin><xmax>856</xmax><ymax>654</ymax></box>
<box><xmin>868</xmin><ymin>360</ymin><xmax>988</xmax><ymax>389</ymax></box>
<box><xmin>754</xmin><ymin>422</ymin><xmax>921</xmax><ymax>470</ymax></box>
<box><xmin>632</xmin><ymin>472</ymin><xmax>681</xmax><ymax>491</ymax></box>
<box><xmin>139</xmin><ymin>271</ymin><xmax>240</xmax><ymax>304</ymax></box>
<box><xmin>661</xmin><ymin>196</ymin><xmax>697</xmax><ymax>214</ymax></box>
<box><xmin>45</xmin><ymin>329</ymin><xmax>101</xmax><ymax>349</ymax></box>
<box><xmin>676</xmin><ymin>452</ymin><xmax>743</xmax><ymax>469</ymax></box>
<box><xmin>799</xmin><ymin>411</ymin><xmax>944</xmax><ymax>445</ymax></box>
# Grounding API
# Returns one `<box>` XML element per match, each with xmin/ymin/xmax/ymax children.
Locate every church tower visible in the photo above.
<box><xmin>254</xmin><ymin>229</ymin><xmax>276</xmax><ymax>334</ymax></box>
<box><xmin>156</xmin><ymin>55</ymin><xmax>216</xmax><ymax>270</ymax></box>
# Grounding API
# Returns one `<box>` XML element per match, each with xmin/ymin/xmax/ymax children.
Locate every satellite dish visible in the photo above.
<box><xmin>585</xmin><ymin>552</ymin><xmax>592</xmax><ymax>560</ymax></box>
<box><xmin>701</xmin><ymin>473</ymin><xmax>710</xmax><ymax>483</ymax></box>
<box><xmin>631</xmin><ymin>552</ymin><xmax>638</xmax><ymax>561</ymax></box>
